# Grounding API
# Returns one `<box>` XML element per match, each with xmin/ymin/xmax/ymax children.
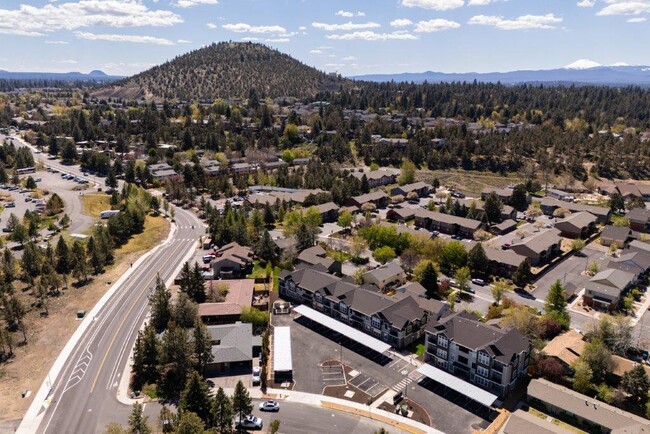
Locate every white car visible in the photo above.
<box><xmin>259</xmin><ymin>400</ymin><xmax>280</xmax><ymax>412</ymax></box>
<box><xmin>236</xmin><ymin>415</ymin><xmax>263</xmax><ymax>430</ymax></box>
<box><xmin>252</xmin><ymin>366</ymin><xmax>261</xmax><ymax>385</ymax></box>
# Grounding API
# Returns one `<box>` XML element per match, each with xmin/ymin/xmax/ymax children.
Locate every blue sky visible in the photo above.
<box><xmin>0</xmin><ymin>0</ymin><xmax>649</xmax><ymax>76</ymax></box>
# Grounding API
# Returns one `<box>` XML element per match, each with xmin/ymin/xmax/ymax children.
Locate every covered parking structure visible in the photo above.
<box><xmin>292</xmin><ymin>305</ymin><xmax>392</xmax><ymax>359</ymax></box>
<box><xmin>417</xmin><ymin>364</ymin><xmax>498</xmax><ymax>417</ymax></box>
<box><xmin>272</xmin><ymin>326</ymin><xmax>293</xmax><ymax>382</ymax></box>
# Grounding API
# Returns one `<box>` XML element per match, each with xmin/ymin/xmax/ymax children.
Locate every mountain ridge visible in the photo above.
<box><xmin>0</xmin><ymin>69</ymin><xmax>122</xmax><ymax>82</ymax></box>
<box><xmin>352</xmin><ymin>65</ymin><xmax>650</xmax><ymax>86</ymax></box>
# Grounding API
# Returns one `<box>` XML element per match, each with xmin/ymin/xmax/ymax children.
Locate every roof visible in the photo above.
<box><xmin>528</xmin><ymin>379</ymin><xmax>650</xmax><ymax>431</ymax></box>
<box><xmin>540</xmin><ymin>198</ymin><xmax>610</xmax><ymax>218</ymax></box>
<box><xmin>484</xmin><ymin>247</ymin><xmax>527</xmax><ymax>268</ymax></box>
<box><xmin>417</xmin><ymin>364</ymin><xmax>498</xmax><ymax>407</ymax></box>
<box><xmin>273</xmin><ymin>326</ymin><xmax>293</xmax><ymax>372</ymax></box>
<box><xmin>198</xmin><ymin>302</ymin><xmax>242</xmax><ymax>317</ymax></box>
<box><xmin>602</xmin><ymin>225</ymin><xmax>633</xmax><ymax>242</ymax></box>
<box><xmin>315</xmin><ymin>202</ymin><xmax>340</xmax><ymax>214</ymax></box>
<box><xmin>617</xmin><ymin>183</ymin><xmax>642</xmax><ymax>198</ymax></box>
<box><xmin>627</xmin><ymin>208</ymin><xmax>650</xmax><ymax>224</ymax></box>
<box><xmin>494</xmin><ymin>219</ymin><xmax>518</xmax><ymax>232</ymax></box>
<box><xmin>207</xmin><ymin>323</ymin><xmax>253</xmax><ymax>364</ymax></box>
<box><xmin>426</xmin><ymin>311</ymin><xmax>530</xmax><ymax>364</ymax></box>
<box><xmin>500</xmin><ymin>409</ymin><xmax>572</xmax><ymax>434</ymax></box>
<box><xmin>629</xmin><ymin>240</ymin><xmax>650</xmax><ymax>254</ymax></box>
<box><xmin>203</xmin><ymin>278</ymin><xmax>254</xmax><ymax>308</ymax></box>
<box><xmin>293</xmin><ymin>304</ymin><xmax>391</xmax><ymax>353</ymax></box>
<box><xmin>392</xmin><ymin>182</ymin><xmax>430</xmax><ymax>194</ymax></box>
<box><xmin>282</xmin><ymin>266</ymin><xmax>340</xmax><ymax>293</ymax></box>
<box><xmin>351</xmin><ymin>169</ymin><xmax>396</xmax><ymax>182</ymax></box>
<box><xmin>482</xmin><ymin>187</ymin><xmax>513</xmax><ymax>198</ymax></box>
<box><xmin>590</xmin><ymin>268</ymin><xmax>636</xmax><ymax>290</ymax></box>
<box><xmin>362</xmin><ymin>262</ymin><xmax>404</xmax><ymax>284</ymax></box>
<box><xmin>609</xmin><ymin>251</ymin><xmax>650</xmax><ymax>275</ymax></box>
<box><xmin>555</xmin><ymin>211</ymin><xmax>597</xmax><ymax>231</ymax></box>
<box><xmin>541</xmin><ymin>330</ymin><xmax>585</xmax><ymax>366</ymax></box>
<box><xmin>511</xmin><ymin>229</ymin><xmax>561</xmax><ymax>255</ymax></box>
<box><xmin>351</xmin><ymin>190</ymin><xmax>388</xmax><ymax>204</ymax></box>
<box><xmin>414</xmin><ymin>208</ymin><xmax>483</xmax><ymax>230</ymax></box>
<box><xmin>297</xmin><ymin>245</ymin><xmax>336</xmax><ymax>270</ymax></box>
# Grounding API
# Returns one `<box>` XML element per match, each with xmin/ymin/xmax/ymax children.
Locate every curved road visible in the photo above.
<box><xmin>11</xmin><ymin>144</ymin><xmax>205</xmax><ymax>434</ymax></box>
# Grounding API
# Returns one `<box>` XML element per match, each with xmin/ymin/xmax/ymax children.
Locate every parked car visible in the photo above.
<box><xmin>452</xmin><ymin>235</ymin><xmax>463</xmax><ymax>240</ymax></box>
<box><xmin>259</xmin><ymin>400</ymin><xmax>280</xmax><ymax>412</ymax></box>
<box><xmin>252</xmin><ymin>366</ymin><xmax>261</xmax><ymax>385</ymax></box>
<box><xmin>25</xmin><ymin>197</ymin><xmax>32</xmax><ymax>202</ymax></box>
<box><xmin>235</xmin><ymin>415</ymin><xmax>263</xmax><ymax>430</ymax></box>
<box><xmin>471</xmin><ymin>278</ymin><xmax>486</xmax><ymax>286</ymax></box>
<box><xmin>501</xmin><ymin>243</ymin><xmax>511</xmax><ymax>250</ymax></box>
<box><xmin>2</xmin><ymin>227</ymin><xmax>12</xmax><ymax>233</ymax></box>
<box><xmin>6</xmin><ymin>202</ymin><xmax>15</xmax><ymax>208</ymax></box>
<box><xmin>431</xmin><ymin>230</ymin><xmax>440</xmax><ymax>236</ymax></box>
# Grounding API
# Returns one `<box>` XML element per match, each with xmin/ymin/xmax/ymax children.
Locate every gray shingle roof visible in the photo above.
<box><xmin>207</xmin><ymin>323</ymin><xmax>253</xmax><ymax>364</ymax></box>
<box><xmin>590</xmin><ymin>269</ymin><xmax>636</xmax><ymax>290</ymax></box>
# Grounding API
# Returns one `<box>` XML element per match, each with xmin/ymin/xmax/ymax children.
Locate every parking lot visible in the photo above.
<box><xmin>274</xmin><ymin>311</ymin><xmax>490</xmax><ymax>433</ymax></box>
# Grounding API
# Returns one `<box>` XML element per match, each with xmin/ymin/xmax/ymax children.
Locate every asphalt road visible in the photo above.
<box><xmin>7</xmin><ymin>151</ymin><xmax>205</xmax><ymax>434</ymax></box>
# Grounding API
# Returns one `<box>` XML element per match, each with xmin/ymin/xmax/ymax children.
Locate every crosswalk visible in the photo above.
<box><xmin>392</xmin><ymin>371</ymin><xmax>423</xmax><ymax>393</ymax></box>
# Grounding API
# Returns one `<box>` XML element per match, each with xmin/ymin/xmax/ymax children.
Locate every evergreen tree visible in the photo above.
<box><xmin>71</xmin><ymin>240</ymin><xmax>89</xmax><ymax>284</ymax></box>
<box><xmin>263</xmin><ymin>203</ymin><xmax>275</xmax><ymax>226</ymax></box>
<box><xmin>544</xmin><ymin>280</ymin><xmax>570</xmax><ymax>329</ymax></box>
<box><xmin>179</xmin><ymin>371</ymin><xmax>213</xmax><ymax>425</ymax></box>
<box><xmin>360</xmin><ymin>174</ymin><xmax>369</xmax><ymax>194</ymax></box>
<box><xmin>484</xmin><ymin>192</ymin><xmax>504</xmax><ymax>224</ymax></box>
<box><xmin>468</xmin><ymin>243</ymin><xmax>489</xmax><ymax>276</ymax></box>
<box><xmin>420</xmin><ymin>262</ymin><xmax>439</xmax><ymax>299</ymax></box>
<box><xmin>106</xmin><ymin>168</ymin><xmax>118</xmax><ymax>190</ymax></box>
<box><xmin>87</xmin><ymin>236</ymin><xmax>104</xmax><ymax>274</ymax></box>
<box><xmin>512</xmin><ymin>260</ymin><xmax>532</xmax><ymax>287</ymax></box>
<box><xmin>132</xmin><ymin>323</ymin><xmax>159</xmax><ymax>389</ymax></box>
<box><xmin>255</xmin><ymin>230</ymin><xmax>277</xmax><ymax>264</ymax></box>
<box><xmin>159</xmin><ymin>323</ymin><xmax>193</xmax><ymax>400</ymax></box>
<box><xmin>55</xmin><ymin>237</ymin><xmax>71</xmax><ymax>275</ymax></box>
<box><xmin>173</xmin><ymin>292</ymin><xmax>198</xmax><ymax>329</ymax></box>
<box><xmin>510</xmin><ymin>184</ymin><xmax>528</xmax><ymax>210</ymax></box>
<box><xmin>232</xmin><ymin>380</ymin><xmax>253</xmax><ymax>425</ymax></box>
<box><xmin>212</xmin><ymin>386</ymin><xmax>233</xmax><ymax>434</ymax></box>
<box><xmin>295</xmin><ymin>223</ymin><xmax>314</xmax><ymax>251</ymax></box>
<box><xmin>20</xmin><ymin>242</ymin><xmax>41</xmax><ymax>286</ymax></box>
<box><xmin>193</xmin><ymin>316</ymin><xmax>213</xmax><ymax>375</ymax></box>
<box><xmin>175</xmin><ymin>411</ymin><xmax>205</xmax><ymax>434</ymax></box>
<box><xmin>128</xmin><ymin>403</ymin><xmax>151</xmax><ymax>434</ymax></box>
<box><xmin>621</xmin><ymin>363</ymin><xmax>650</xmax><ymax>404</ymax></box>
<box><xmin>150</xmin><ymin>275</ymin><xmax>172</xmax><ymax>331</ymax></box>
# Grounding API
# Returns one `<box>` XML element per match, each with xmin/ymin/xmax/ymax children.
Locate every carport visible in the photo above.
<box><xmin>417</xmin><ymin>364</ymin><xmax>497</xmax><ymax>409</ymax></box>
<box><xmin>273</xmin><ymin>326</ymin><xmax>293</xmax><ymax>381</ymax></box>
<box><xmin>292</xmin><ymin>305</ymin><xmax>391</xmax><ymax>354</ymax></box>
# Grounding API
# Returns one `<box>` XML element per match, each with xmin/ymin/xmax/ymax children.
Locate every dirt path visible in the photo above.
<box><xmin>0</xmin><ymin>222</ymin><xmax>170</xmax><ymax>423</ymax></box>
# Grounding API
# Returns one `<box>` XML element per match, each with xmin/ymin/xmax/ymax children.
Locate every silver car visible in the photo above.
<box><xmin>259</xmin><ymin>400</ymin><xmax>280</xmax><ymax>412</ymax></box>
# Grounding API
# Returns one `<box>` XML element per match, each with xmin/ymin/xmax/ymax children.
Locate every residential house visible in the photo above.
<box><xmin>547</xmin><ymin>189</ymin><xmax>574</xmax><ymax>202</ymax></box>
<box><xmin>481</xmin><ymin>187</ymin><xmax>514</xmax><ymax>204</ymax></box>
<box><xmin>500</xmin><ymin>409</ymin><xmax>573</xmax><ymax>434</ymax></box>
<box><xmin>607</xmin><ymin>251</ymin><xmax>650</xmax><ymax>278</ymax></box>
<box><xmin>527</xmin><ymin>378</ymin><xmax>650</xmax><ymax>433</ymax></box>
<box><xmin>628</xmin><ymin>239</ymin><xmax>650</xmax><ymax>255</ymax></box>
<box><xmin>600</xmin><ymin>226</ymin><xmax>636</xmax><ymax>249</ymax></box>
<box><xmin>362</xmin><ymin>262</ymin><xmax>406</xmax><ymax>291</ymax></box>
<box><xmin>583</xmin><ymin>269</ymin><xmax>636</xmax><ymax>311</ymax></box>
<box><xmin>414</xmin><ymin>209</ymin><xmax>484</xmax><ymax>239</ymax></box>
<box><xmin>386</xmin><ymin>208</ymin><xmax>416</xmax><ymax>222</ymax></box>
<box><xmin>199</xmin><ymin>279</ymin><xmax>255</xmax><ymax>325</ymax></box>
<box><xmin>554</xmin><ymin>211</ymin><xmax>598</xmax><ymax>239</ymax></box>
<box><xmin>296</xmin><ymin>246</ymin><xmax>341</xmax><ymax>274</ymax></box>
<box><xmin>272</xmin><ymin>236</ymin><xmax>298</xmax><ymax>259</ymax></box>
<box><xmin>278</xmin><ymin>266</ymin><xmax>427</xmax><ymax>349</ymax></box>
<box><xmin>627</xmin><ymin>208</ymin><xmax>650</xmax><ymax>232</ymax></box>
<box><xmin>205</xmin><ymin>322</ymin><xmax>257</xmax><ymax>374</ymax></box>
<box><xmin>424</xmin><ymin>311</ymin><xmax>531</xmax><ymax>397</ymax></box>
<box><xmin>540</xmin><ymin>198</ymin><xmax>611</xmax><ymax>224</ymax></box>
<box><xmin>459</xmin><ymin>199</ymin><xmax>517</xmax><ymax>221</ymax></box>
<box><xmin>491</xmin><ymin>219</ymin><xmax>517</xmax><ymax>236</ymax></box>
<box><xmin>351</xmin><ymin>170</ymin><xmax>397</xmax><ymax>188</ymax></box>
<box><xmin>390</xmin><ymin>182</ymin><xmax>432</xmax><ymax>198</ymax></box>
<box><xmin>315</xmin><ymin>202</ymin><xmax>340</xmax><ymax>223</ymax></box>
<box><xmin>211</xmin><ymin>242</ymin><xmax>255</xmax><ymax>278</ymax></box>
<box><xmin>263</xmin><ymin>160</ymin><xmax>288</xmax><ymax>171</ymax></box>
<box><xmin>484</xmin><ymin>247</ymin><xmax>528</xmax><ymax>279</ymax></box>
<box><xmin>231</xmin><ymin>162</ymin><xmax>253</xmax><ymax>174</ymax></box>
<box><xmin>395</xmin><ymin>282</ymin><xmax>449</xmax><ymax>320</ymax></box>
<box><xmin>510</xmin><ymin>229</ymin><xmax>562</xmax><ymax>266</ymax></box>
<box><xmin>616</xmin><ymin>183</ymin><xmax>642</xmax><ymax>201</ymax></box>
<box><xmin>541</xmin><ymin>329</ymin><xmax>585</xmax><ymax>373</ymax></box>
<box><xmin>637</xmin><ymin>184</ymin><xmax>650</xmax><ymax>202</ymax></box>
<box><xmin>348</xmin><ymin>191</ymin><xmax>389</xmax><ymax>209</ymax></box>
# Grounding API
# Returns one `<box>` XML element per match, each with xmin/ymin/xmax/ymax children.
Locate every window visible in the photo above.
<box><xmin>436</xmin><ymin>348</ymin><xmax>448</xmax><ymax>359</ymax></box>
<box><xmin>476</xmin><ymin>376</ymin><xmax>489</xmax><ymax>387</ymax></box>
<box><xmin>371</xmin><ymin>316</ymin><xmax>381</xmax><ymax>328</ymax></box>
<box><xmin>478</xmin><ymin>352</ymin><xmax>490</xmax><ymax>366</ymax></box>
<box><xmin>339</xmin><ymin>303</ymin><xmax>347</xmax><ymax>314</ymax></box>
<box><xmin>477</xmin><ymin>366</ymin><xmax>489</xmax><ymax>378</ymax></box>
<box><xmin>436</xmin><ymin>359</ymin><xmax>448</xmax><ymax>369</ymax></box>
<box><xmin>315</xmin><ymin>293</ymin><xmax>322</xmax><ymax>302</ymax></box>
<box><xmin>437</xmin><ymin>335</ymin><xmax>448</xmax><ymax>348</ymax></box>
<box><xmin>288</xmin><ymin>280</ymin><xmax>296</xmax><ymax>290</ymax></box>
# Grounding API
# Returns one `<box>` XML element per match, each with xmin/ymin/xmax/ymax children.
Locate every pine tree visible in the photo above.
<box><xmin>468</xmin><ymin>243</ymin><xmax>489</xmax><ymax>276</ymax></box>
<box><xmin>193</xmin><ymin>316</ymin><xmax>213</xmax><ymax>375</ymax></box>
<box><xmin>484</xmin><ymin>192</ymin><xmax>504</xmax><ymax>224</ymax></box>
<box><xmin>544</xmin><ymin>279</ymin><xmax>570</xmax><ymax>329</ymax></box>
<box><xmin>512</xmin><ymin>260</ymin><xmax>532</xmax><ymax>287</ymax></box>
<box><xmin>232</xmin><ymin>380</ymin><xmax>253</xmax><ymax>424</ymax></box>
<box><xmin>179</xmin><ymin>371</ymin><xmax>213</xmax><ymax>425</ymax></box>
<box><xmin>128</xmin><ymin>402</ymin><xmax>151</xmax><ymax>434</ymax></box>
<box><xmin>55</xmin><ymin>237</ymin><xmax>71</xmax><ymax>275</ymax></box>
<box><xmin>212</xmin><ymin>386</ymin><xmax>233</xmax><ymax>434</ymax></box>
<box><xmin>71</xmin><ymin>240</ymin><xmax>89</xmax><ymax>284</ymax></box>
<box><xmin>160</xmin><ymin>323</ymin><xmax>193</xmax><ymax>400</ymax></box>
<box><xmin>20</xmin><ymin>242</ymin><xmax>41</xmax><ymax>287</ymax></box>
<box><xmin>150</xmin><ymin>275</ymin><xmax>171</xmax><ymax>331</ymax></box>
<box><xmin>175</xmin><ymin>411</ymin><xmax>205</xmax><ymax>434</ymax></box>
<box><xmin>255</xmin><ymin>230</ymin><xmax>277</xmax><ymax>264</ymax></box>
<box><xmin>621</xmin><ymin>363</ymin><xmax>650</xmax><ymax>404</ymax></box>
<box><xmin>420</xmin><ymin>262</ymin><xmax>439</xmax><ymax>299</ymax></box>
<box><xmin>173</xmin><ymin>292</ymin><xmax>198</xmax><ymax>329</ymax></box>
<box><xmin>87</xmin><ymin>236</ymin><xmax>104</xmax><ymax>274</ymax></box>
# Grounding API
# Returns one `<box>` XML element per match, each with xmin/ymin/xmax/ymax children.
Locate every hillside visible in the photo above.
<box><xmin>94</xmin><ymin>42</ymin><xmax>346</xmax><ymax>101</ymax></box>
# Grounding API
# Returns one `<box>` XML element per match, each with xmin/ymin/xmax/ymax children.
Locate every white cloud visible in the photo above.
<box><xmin>299</xmin><ymin>26</ymin><xmax>307</xmax><ymax>30</ymax></box>
<box><xmin>241</xmin><ymin>36</ymin><xmax>290</xmax><ymax>43</ymax></box>
<box><xmin>54</xmin><ymin>59</ymin><xmax>77</xmax><ymax>64</ymax></box>
<box><xmin>597</xmin><ymin>1</ymin><xmax>650</xmax><ymax>16</ymax></box>
<box><xmin>342</xmin><ymin>56</ymin><xmax>356</xmax><ymax>61</ymax></box>
<box><xmin>206</xmin><ymin>22</ymin><xmax>217</xmax><ymax>29</ymax></box>
<box><xmin>326</xmin><ymin>31</ymin><xmax>418</xmax><ymax>41</ymax></box>
<box><xmin>45</xmin><ymin>40</ymin><xmax>69</xmax><ymax>44</ymax></box>
<box><xmin>310</xmin><ymin>49</ymin><xmax>323</xmax><ymax>54</ymax></box>
<box><xmin>335</xmin><ymin>10</ymin><xmax>365</xmax><ymax>17</ymax></box>
<box><xmin>401</xmin><ymin>0</ymin><xmax>465</xmax><ymax>11</ymax></box>
<box><xmin>172</xmin><ymin>0</ymin><xmax>217</xmax><ymax>8</ymax></box>
<box><xmin>0</xmin><ymin>1</ymin><xmax>183</xmax><ymax>36</ymax></box>
<box><xmin>222</xmin><ymin>23</ymin><xmax>286</xmax><ymax>33</ymax></box>
<box><xmin>74</xmin><ymin>31</ymin><xmax>175</xmax><ymax>45</ymax></box>
<box><xmin>390</xmin><ymin>18</ymin><xmax>413</xmax><ymax>27</ymax></box>
<box><xmin>576</xmin><ymin>0</ymin><xmax>595</xmax><ymax>7</ymax></box>
<box><xmin>468</xmin><ymin>13</ymin><xmax>562</xmax><ymax>30</ymax></box>
<box><xmin>415</xmin><ymin>19</ymin><xmax>460</xmax><ymax>32</ymax></box>
<box><xmin>177</xmin><ymin>39</ymin><xmax>191</xmax><ymax>43</ymax></box>
<box><xmin>325</xmin><ymin>63</ymin><xmax>345</xmax><ymax>68</ymax></box>
<box><xmin>468</xmin><ymin>0</ymin><xmax>494</xmax><ymax>4</ymax></box>
<box><xmin>101</xmin><ymin>61</ymin><xmax>156</xmax><ymax>75</ymax></box>
<box><xmin>312</xmin><ymin>21</ymin><xmax>381</xmax><ymax>31</ymax></box>
<box><xmin>628</xmin><ymin>16</ymin><xmax>648</xmax><ymax>21</ymax></box>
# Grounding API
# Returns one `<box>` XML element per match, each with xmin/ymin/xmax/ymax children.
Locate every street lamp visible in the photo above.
<box><xmin>401</xmin><ymin>368</ymin><xmax>409</xmax><ymax>399</ymax></box>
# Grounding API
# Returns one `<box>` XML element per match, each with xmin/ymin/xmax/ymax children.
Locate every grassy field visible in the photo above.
<box><xmin>80</xmin><ymin>194</ymin><xmax>111</xmax><ymax>218</ymax></box>
<box><xmin>419</xmin><ymin>169</ymin><xmax>525</xmax><ymax>196</ymax></box>
<box><xmin>116</xmin><ymin>215</ymin><xmax>169</xmax><ymax>256</ymax></box>
<box><xmin>247</xmin><ymin>260</ymin><xmax>281</xmax><ymax>291</ymax></box>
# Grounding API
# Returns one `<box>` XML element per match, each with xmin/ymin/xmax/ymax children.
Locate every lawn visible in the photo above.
<box><xmin>80</xmin><ymin>194</ymin><xmax>111</xmax><ymax>218</ymax></box>
<box><xmin>116</xmin><ymin>215</ymin><xmax>169</xmax><ymax>256</ymax></box>
<box><xmin>610</xmin><ymin>213</ymin><xmax>629</xmax><ymax>227</ymax></box>
<box><xmin>247</xmin><ymin>260</ymin><xmax>281</xmax><ymax>291</ymax></box>
<box><xmin>325</xmin><ymin>248</ymin><xmax>351</xmax><ymax>262</ymax></box>
<box><xmin>407</xmin><ymin>337</ymin><xmax>426</xmax><ymax>358</ymax></box>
